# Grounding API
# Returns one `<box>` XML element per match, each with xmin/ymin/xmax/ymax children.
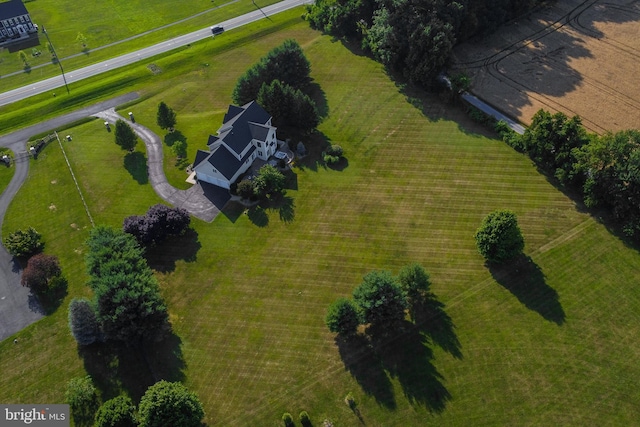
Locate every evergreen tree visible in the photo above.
<box><xmin>156</xmin><ymin>101</ymin><xmax>177</xmax><ymax>130</ymax></box>
<box><xmin>85</xmin><ymin>226</ymin><xmax>170</xmax><ymax>343</ymax></box>
<box><xmin>68</xmin><ymin>298</ymin><xmax>102</xmax><ymax>346</ymax></box>
<box><xmin>114</xmin><ymin>119</ymin><xmax>138</xmax><ymax>151</ymax></box>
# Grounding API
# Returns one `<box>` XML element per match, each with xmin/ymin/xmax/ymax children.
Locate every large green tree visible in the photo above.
<box><xmin>65</xmin><ymin>376</ymin><xmax>100</xmax><ymax>427</ymax></box>
<box><xmin>521</xmin><ymin>109</ymin><xmax>590</xmax><ymax>185</ymax></box>
<box><xmin>474</xmin><ymin>210</ymin><xmax>525</xmax><ymax>263</ymax></box>
<box><xmin>578</xmin><ymin>129</ymin><xmax>640</xmax><ymax>237</ymax></box>
<box><xmin>352</xmin><ymin>270</ymin><xmax>408</xmax><ymax>326</ymax></box>
<box><xmin>325</xmin><ymin>298</ymin><xmax>361</xmax><ymax>335</ymax></box>
<box><xmin>232</xmin><ymin>39</ymin><xmax>311</xmax><ymax>105</ymax></box>
<box><xmin>257</xmin><ymin>79</ymin><xmax>319</xmax><ymax>131</ymax></box>
<box><xmin>114</xmin><ymin>119</ymin><xmax>138</xmax><ymax>151</ymax></box>
<box><xmin>253</xmin><ymin>164</ymin><xmax>286</xmax><ymax>198</ymax></box>
<box><xmin>94</xmin><ymin>396</ymin><xmax>137</xmax><ymax>427</ymax></box>
<box><xmin>85</xmin><ymin>226</ymin><xmax>170</xmax><ymax>343</ymax></box>
<box><xmin>138</xmin><ymin>381</ymin><xmax>205</xmax><ymax>427</ymax></box>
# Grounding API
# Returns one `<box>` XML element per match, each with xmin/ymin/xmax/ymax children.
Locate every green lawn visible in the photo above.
<box><xmin>1</xmin><ymin>13</ymin><xmax>640</xmax><ymax>427</ymax></box>
<box><xmin>0</xmin><ymin>0</ymin><xmax>280</xmax><ymax>92</ymax></box>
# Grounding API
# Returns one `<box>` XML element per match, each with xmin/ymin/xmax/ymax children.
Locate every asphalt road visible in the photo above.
<box><xmin>0</xmin><ymin>0</ymin><xmax>308</xmax><ymax>107</ymax></box>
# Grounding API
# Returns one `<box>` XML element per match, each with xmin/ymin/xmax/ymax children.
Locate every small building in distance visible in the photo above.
<box><xmin>0</xmin><ymin>0</ymin><xmax>37</xmax><ymax>47</ymax></box>
<box><xmin>193</xmin><ymin>101</ymin><xmax>279</xmax><ymax>189</ymax></box>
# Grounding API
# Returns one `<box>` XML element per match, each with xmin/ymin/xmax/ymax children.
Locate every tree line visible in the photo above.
<box><xmin>305</xmin><ymin>0</ymin><xmax>546</xmax><ymax>87</ymax></box>
<box><xmin>497</xmin><ymin>110</ymin><xmax>640</xmax><ymax>240</ymax></box>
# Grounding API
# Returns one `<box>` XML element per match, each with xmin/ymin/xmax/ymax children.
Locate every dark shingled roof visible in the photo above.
<box><xmin>193</xmin><ymin>149</ymin><xmax>210</xmax><ymax>168</ymax></box>
<box><xmin>0</xmin><ymin>0</ymin><xmax>29</xmax><ymax>19</ymax></box>
<box><xmin>208</xmin><ymin>145</ymin><xmax>256</xmax><ymax>179</ymax></box>
<box><xmin>218</xmin><ymin>101</ymin><xmax>271</xmax><ymax>155</ymax></box>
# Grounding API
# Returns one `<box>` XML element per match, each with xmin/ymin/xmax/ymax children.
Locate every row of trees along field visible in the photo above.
<box><xmin>497</xmin><ymin>110</ymin><xmax>640</xmax><ymax>240</ymax></box>
<box><xmin>305</xmin><ymin>0</ymin><xmax>545</xmax><ymax>87</ymax></box>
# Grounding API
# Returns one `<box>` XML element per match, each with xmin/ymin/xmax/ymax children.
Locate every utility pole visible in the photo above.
<box><xmin>41</xmin><ymin>26</ymin><xmax>70</xmax><ymax>94</ymax></box>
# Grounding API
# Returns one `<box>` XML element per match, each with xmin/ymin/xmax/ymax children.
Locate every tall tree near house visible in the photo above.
<box><xmin>157</xmin><ymin>101</ymin><xmax>177</xmax><ymax>131</ymax></box>
<box><xmin>114</xmin><ymin>119</ymin><xmax>138</xmax><ymax>151</ymax></box>
<box><xmin>232</xmin><ymin>39</ymin><xmax>312</xmax><ymax>105</ymax></box>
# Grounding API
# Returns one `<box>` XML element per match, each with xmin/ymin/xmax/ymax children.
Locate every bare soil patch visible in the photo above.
<box><xmin>452</xmin><ymin>0</ymin><xmax>640</xmax><ymax>133</ymax></box>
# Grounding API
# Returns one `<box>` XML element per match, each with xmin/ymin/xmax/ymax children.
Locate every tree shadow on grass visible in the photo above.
<box><xmin>164</xmin><ymin>130</ymin><xmax>187</xmax><ymax>147</ymax></box>
<box><xmin>489</xmin><ymin>255</ymin><xmax>565</xmax><ymax>325</ymax></box>
<box><xmin>78</xmin><ymin>331</ymin><xmax>186</xmax><ymax>402</ymax></box>
<box><xmin>293</xmin><ymin>131</ymin><xmax>332</xmax><ymax>172</ymax></box>
<box><xmin>144</xmin><ymin>228</ymin><xmax>201</xmax><ymax>273</ymax></box>
<box><xmin>247</xmin><ymin>205</ymin><xmax>268</xmax><ymax>227</ymax></box>
<box><xmin>335</xmin><ymin>334</ymin><xmax>396</xmax><ymax>410</ymax></box>
<box><xmin>269</xmin><ymin>194</ymin><xmax>295</xmax><ymax>223</ymax></box>
<box><xmin>124</xmin><ymin>152</ymin><xmax>148</xmax><ymax>184</ymax></box>
<box><xmin>306</xmin><ymin>81</ymin><xmax>329</xmax><ymax>120</ymax></box>
<box><xmin>413</xmin><ymin>294</ymin><xmax>462</xmax><ymax>359</ymax></box>
<box><xmin>369</xmin><ymin>322</ymin><xmax>451</xmax><ymax>413</ymax></box>
<box><xmin>37</xmin><ymin>276</ymin><xmax>68</xmax><ymax>315</ymax></box>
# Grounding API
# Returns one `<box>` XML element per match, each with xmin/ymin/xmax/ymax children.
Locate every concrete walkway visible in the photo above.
<box><xmin>0</xmin><ymin>93</ymin><xmax>139</xmax><ymax>342</ymax></box>
<box><xmin>461</xmin><ymin>92</ymin><xmax>526</xmax><ymax>135</ymax></box>
<box><xmin>93</xmin><ymin>109</ymin><xmax>228</xmax><ymax>223</ymax></box>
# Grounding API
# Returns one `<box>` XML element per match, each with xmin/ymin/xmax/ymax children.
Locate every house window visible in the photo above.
<box><xmin>258</xmin><ymin>151</ymin><xmax>263</xmax><ymax>156</ymax></box>
<box><xmin>257</xmin><ymin>142</ymin><xmax>262</xmax><ymax>148</ymax></box>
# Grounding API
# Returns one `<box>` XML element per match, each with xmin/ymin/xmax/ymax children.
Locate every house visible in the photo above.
<box><xmin>0</xmin><ymin>0</ymin><xmax>37</xmax><ymax>45</ymax></box>
<box><xmin>193</xmin><ymin>101</ymin><xmax>279</xmax><ymax>189</ymax></box>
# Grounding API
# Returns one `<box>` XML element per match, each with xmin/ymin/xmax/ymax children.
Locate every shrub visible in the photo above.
<box><xmin>299</xmin><ymin>410</ymin><xmax>311</xmax><ymax>426</ymax></box>
<box><xmin>323</xmin><ymin>144</ymin><xmax>344</xmax><ymax>164</ymax></box>
<box><xmin>21</xmin><ymin>253</ymin><xmax>61</xmax><ymax>294</ymax></box>
<box><xmin>4</xmin><ymin>227</ymin><xmax>44</xmax><ymax>258</ymax></box>
<box><xmin>236</xmin><ymin>179</ymin><xmax>255</xmax><ymax>199</ymax></box>
<box><xmin>282</xmin><ymin>412</ymin><xmax>294</xmax><ymax>427</ymax></box>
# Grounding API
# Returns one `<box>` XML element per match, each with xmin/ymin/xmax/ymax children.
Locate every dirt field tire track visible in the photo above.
<box><xmin>453</xmin><ymin>0</ymin><xmax>640</xmax><ymax>133</ymax></box>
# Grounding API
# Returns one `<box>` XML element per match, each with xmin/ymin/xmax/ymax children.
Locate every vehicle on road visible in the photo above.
<box><xmin>211</xmin><ymin>26</ymin><xmax>224</xmax><ymax>36</ymax></box>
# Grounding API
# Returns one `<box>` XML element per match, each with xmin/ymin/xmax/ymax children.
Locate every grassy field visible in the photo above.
<box><xmin>1</xmin><ymin>11</ymin><xmax>640</xmax><ymax>427</ymax></box>
<box><xmin>0</xmin><ymin>0</ymin><xmax>280</xmax><ymax>92</ymax></box>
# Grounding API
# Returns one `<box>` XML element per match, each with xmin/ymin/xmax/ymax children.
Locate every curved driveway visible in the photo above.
<box><xmin>93</xmin><ymin>109</ymin><xmax>225</xmax><ymax>222</ymax></box>
<box><xmin>0</xmin><ymin>93</ymin><xmax>139</xmax><ymax>342</ymax></box>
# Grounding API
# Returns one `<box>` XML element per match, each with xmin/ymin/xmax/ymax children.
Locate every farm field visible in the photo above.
<box><xmin>453</xmin><ymin>0</ymin><xmax>640</xmax><ymax>133</ymax></box>
<box><xmin>1</xmin><ymin>10</ymin><xmax>640</xmax><ymax>427</ymax></box>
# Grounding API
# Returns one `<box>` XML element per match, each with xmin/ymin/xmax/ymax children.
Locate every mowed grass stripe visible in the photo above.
<box><xmin>1</xmin><ymin>15</ymin><xmax>640</xmax><ymax>427</ymax></box>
